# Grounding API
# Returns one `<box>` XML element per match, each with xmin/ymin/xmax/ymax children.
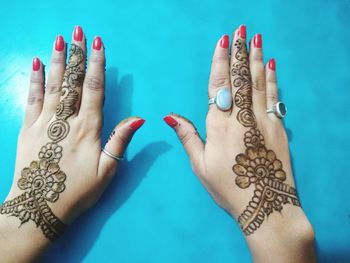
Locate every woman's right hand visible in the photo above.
<box><xmin>164</xmin><ymin>25</ymin><xmax>316</xmax><ymax>263</ymax></box>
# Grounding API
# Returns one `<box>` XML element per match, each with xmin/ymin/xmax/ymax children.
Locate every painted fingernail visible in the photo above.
<box><xmin>253</xmin><ymin>34</ymin><xmax>262</xmax><ymax>48</ymax></box>
<box><xmin>220</xmin><ymin>34</ymin><xmax>229</xmax><ymax>48</ymax></box>
<box><xmin>238</xmin><ymin>25</ymin><xmax>246</xmax><ymax>40</ymax></box>
<box><xmin>32</xmin><ymin>57</ymin><xmax>41</xmax><ymax>71</ymax></box>
<box><xmin>268</xmin><ymin>58</ymin><xmax>276</xmax><ymax>71</ymax></box>
<box><xmin>55</xmin><ymin>35</ymin><xmax>65</xmax><ymax>52</ymax></box>
<box><xmin>163</xmin><ymin>115</ymin><xmax>178</xmax><ymax>128</ymax></box>
<box><xmin>130</xmin><ymin>119</ymin><xmax>145</xmax><ymax>131</ymax></box>
<box><xmin>93</xmin><ymin>36</ymin><xmax>102</xmax><ymax>51</ymax></box>
<box><xmin>74</xmin><ymin>26</ymin><xmax>83</xmax><ymax>42</ymax></box>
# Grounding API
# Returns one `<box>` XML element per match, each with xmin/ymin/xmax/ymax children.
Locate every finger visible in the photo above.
<box><xmin>42</xmin><ymin>35</ymin><xmax>67</xmax><ymax>121</ymax></box>
<box><xmin>230</xmin><ymin>25</ymin><xmax>256</xmax><ymax>127</ymax></box>
<box><xmin>208</xmin><ymin>35</ymin><xmax>231</xmax><ymax>114</ymax></box>
<box><xmin>57</xmin><ymin>26</ymin><xmax>86</xmax><ymax>120</ymax></box>
<box><xmin>265</xmin><ymin>58</ymin><xmax>281</xmax><ymax>122</ymax></box>
<box><xmin>97</xmin><ymin>118</ymin><xmax>145</xmax><ymax>180</ymax></box>
<box><xmin>249</xmin><ymin>33</ymin><xmax>267</xmax><ymax>117</ymax></box>
<box><xmin>24</xmin><ymin>57</ymin><xmax>45</xmax><ymax>127</ymax></box>
<box><xmin>79</xmin><ymin>36</ymin><xmax>105</xmax><ymax>118</ymax></box>
<box><xmin>163</xmin><ymin>114</ymin><xmax>205</xmax><ymax>175</ymax></box>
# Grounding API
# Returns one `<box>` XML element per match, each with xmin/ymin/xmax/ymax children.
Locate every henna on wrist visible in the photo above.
<box><xmin>0</xmin><ymin>44</ymin><xmax>85</xmax><ymax>241</ymax></box>
<box><xmin>231</xmin><ymin>38</ymin><xmax>300</xmax><ymax>235</ymax></box>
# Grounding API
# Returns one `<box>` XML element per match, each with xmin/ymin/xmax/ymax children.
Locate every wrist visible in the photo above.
<box><xmin>242</xmin><ymin>207</ymin><xmax>316</xmax><ymax>263</ymax></box>
<box><xmin>0</xmin><ymin>215</ymin><xmax>51</xmax><ymax>262</ymax></box>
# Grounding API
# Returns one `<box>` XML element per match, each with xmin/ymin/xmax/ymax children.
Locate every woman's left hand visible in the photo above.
<box><xmin>0</xmin><ymin>26</ymin><xmax>145</xmax><ymax>263</ymax></box>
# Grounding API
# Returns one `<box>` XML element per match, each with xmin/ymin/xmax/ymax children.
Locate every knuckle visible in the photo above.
<box><xmin>84</xmin><ymin>75</ymin><xmax>104</xmax><ymax>91</ymax></box>
<box><xmin>209</xmin><ymin>74</ymin><xmax>230</xmax><ymax>88</ymax></box>
<box><xmin>266</xmin><ymin>74</ymin><xmax>277</xmax><ymax>83</ymax></box>
<box><xmin>114</xmin><ymin>129</ymin><xmax>131</xmax><ymax>145</ymax></box>
<box><xmin>51</xmin><ymin>54</ymin><xmax>66</xmax><ymax>65</ymax></box>
<box><xmin>266</xmin><ymin>93</ymin><xmax>278</xmax><ymax>103</ymax></box>
<box><xmin>212</xmin><ymin>56</ymin><xmax>228</xmax><ymax>63</ymax></box>
<box><xmin>75</xmin><ymin>115</ymin><xmax>102</xmax><ymax>139</ymax></box>
<box><xmin>252</xmin><ymin>75</ymin><xmax>265</xmax><ymax>91</ymax></box>
<box><xmin>27</xmin><ymin>96</ymin><xmax>43</xmax><ymax>105</ymax></box>
<box><xmin>89</xmin><ymin>53</ymin><xmax>105</xmax><ymax>64</ymax></box>
<box><xmin>46</xmin><ymin>82</ymin><xmax>62</xmax><ymax>94</ymax></box>
<box><xmin>30</xmin><ymin>75</ymin><xmax>43</xmax><ymax>85</ymax></box>
<box><xmin>179</xmin><ymin>129</ymin><xmax>198</xmax><ymax>146</ymax></box>
<box><xmin>268</xmin><ymin>126</ymin><xmax>288</xmax><ymax>143</ymax></box>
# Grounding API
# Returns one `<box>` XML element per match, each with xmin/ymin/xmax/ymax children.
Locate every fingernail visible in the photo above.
<box><xmin>130</xmin><ymin>119</ymin><xmax>145</xmax><ymax>131</ymax></box>
<box><xmin>32</xmin><ymin>57</ymin><xmax>41</xmax><ymax>71</ymax></box>
<box><xmin>93</xmin><ymin>36</ymin><xmax>102</xmax><ymax>51</ymax></box>
<box><xmin>220</xmin><ymin>34</ymin><xmax>229</xmax><ymax>48</ymax></box>
<box><xmin>55</xmin><ymin>35</ymin><xmax>65</xmax><ymax>52</ymax></box>
<box><xmin>268</xmin><ymin>58</ymin><xmax>276</xmax><ymax>71</ymax></box>
<box><xmin>74</xmin><ymin>26</ymin><xmax>83</xmax><ymax>42</ymax></box>
<box><xmin>238</xmin><ymin>25</ymin><xmax>246</xmax><ymax>40</ymax></box>
<box><xmin>253</xmin><ymin>34</ymin><xmax>262</xmax><ymax>48</ymax></box>
<box><xmin>163</xmin><ymin>115</ymin><xmax>178</xmax><ymax>128</ymax></box>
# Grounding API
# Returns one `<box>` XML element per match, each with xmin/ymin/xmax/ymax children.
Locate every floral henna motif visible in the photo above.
<box><xmin>17</xmin><ymin>160</ymin><xmax>66</xmax><ymax>202</ymax></box>
<box><xmin>0</xmin><ymin>44</ymin><xmax>85</xmax><ymax>241</ymax></box>
<box><xmin>231</xmin><ymin>38</ymin><xmax>300</xmax><ymax>235</ymax></box>
<box><xmin>243</xmin><ymin>128</ymin><xmax>264</xmax><ymax>148</ymax></box>
<box><xmin>39</xmin><ymin>143</ymin><xmax>63</xmax><ymax>163</ymax></box>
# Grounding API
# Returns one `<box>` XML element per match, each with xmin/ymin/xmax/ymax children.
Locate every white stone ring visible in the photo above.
<box><xmin>208</xmin><ymin>87</ymin><xmax>233</xmax><ymax>111</ymax></box>
<box><xmin>266</xmin><ymin>101</ymin><xmax>287</xmax><ymax>118</ymax></box>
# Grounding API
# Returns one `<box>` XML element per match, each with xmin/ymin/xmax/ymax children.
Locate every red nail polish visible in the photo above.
<box><xmin>93</xmin><ymin>36</ymin><xmax>102</xmax><ymax>51</ymax></box>
<box><xmin>163</xmin><ymin>116</ymin><xmax>178</xmax><ymax>128</ymax></box>
<box><xmin>74</xmin><ymin>26</ymin><xmax>83</xmax><ymax>42</ymax></box>
<box><xmin>130</xmin><ymin>119</ymin><xmax>145</xmax><ymax>131</ymax></box>
<box><xmin>55</xmin><ymin>35</ymin><xmax>65</xmax><ymax>52</ymax></box>
<box><xmin>253</xmin><ymin>34</ymin><xmax>262</xmax><ymax>48</ymax></box>
<box><xmin>32</xmin><ymin>57</ymin><xmax>41</xmax><ymax>71</ymax></box>
<box><xmin>238</xmin><ymin>25</ymin><xmax>246</xmax><ymax>40</ymax></box>
<box><xmin>268</xmin><ymin>58</ymin><xmax>276</xmax><ymax>71</ymax></box>
<box><xmin>220</xmin><ymin>35</ymin><xmax>229</xmax><ymax>48</ymax></box>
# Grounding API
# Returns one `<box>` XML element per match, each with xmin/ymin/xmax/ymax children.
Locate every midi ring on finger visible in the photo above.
<box><xmin>208</xmin><ymin>87</ymin><xmax>233</xmax><ymax>111</ymax></box>
<box><xmin>102</xmin><ymin>148</ymin><xmax>124</xmax><ymax>161</ymax></box>
<box><xmin>266</xmin><ymin>101</ymin><xmax>287</xmax><ymax>118</ymax></box>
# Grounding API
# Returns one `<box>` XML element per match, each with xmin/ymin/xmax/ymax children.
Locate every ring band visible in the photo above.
<box><xmin>266</xmin><ymin>101</ymin><xmax>287</xmax><ymax>118</ymax></box>
<box><xmin>102</xmin><ymin>148</ymin><xmax>124</xmax><ymax>161</ymax></box>
<box><xmin>208</xmin><ymin>87</ymin><xmax>233</xmax><ymax>111</ymax></box>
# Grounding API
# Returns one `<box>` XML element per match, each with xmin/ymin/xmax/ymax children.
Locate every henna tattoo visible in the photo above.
<box><xmin>231</xmin><ymin>39</ymin><xmax>300</xmax><ymax>235</ymax></box>
<box><xmin>48</xmin><ymin>120</ymin><xmax>70</xmax><ymax>142</ymax></box>
<box><xmin>0</xmin><ymin>44</ymin><xmax>85</xmax><ymax>241</ymax></box>
<box><xmin>108</xmin><ymin>130</ymin><xmax>116</xmax><ymax>142</ymax></box>
<box><xmin>231</xmin><ymin>39</ymin><xmax>256</xmax><ymax>128</ymax></box>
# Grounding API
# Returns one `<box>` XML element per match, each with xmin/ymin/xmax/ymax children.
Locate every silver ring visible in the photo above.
<box><xmin>208</xmin><ymin>87</ymin><xmax>233</xmax><ymax>111</ymax></box>
<box><xmin>266</xmin><ymin>101</ymin><xmax>287</xmax><ymax>118</ymax></box>
<box><xmin>102</xmin><ymin>148</ymin><xmax>124</xmax><ymax>161</ymax></box>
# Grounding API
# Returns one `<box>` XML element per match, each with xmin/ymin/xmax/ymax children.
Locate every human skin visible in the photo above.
<box><xmin>164</xmin><ymin>25</ymin><xmax>316</xmax><ymax>263</ymax></box>
<box><xmin>0</xmin><ymin>26</ymin><xmax>145</xmax><ymax>263</ymax></box>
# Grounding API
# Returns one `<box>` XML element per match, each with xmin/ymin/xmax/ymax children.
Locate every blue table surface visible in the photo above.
<box><xmin>1</xmin><ymin>0</ymin><xmax>349</xmax><ymax>262</ymax></box>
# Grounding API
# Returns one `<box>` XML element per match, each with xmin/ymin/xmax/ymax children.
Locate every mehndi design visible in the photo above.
<box><xmin>0</xmin><ymin>44</ymin><xmax>85</xmax><ymax>241</ymax></box>
<box><xmin>231</xmin><ymin>38</ymin><xmax>300</xmax><ymax>235</ymax></box>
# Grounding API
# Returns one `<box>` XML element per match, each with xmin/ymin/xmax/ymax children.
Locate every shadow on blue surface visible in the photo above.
<box><xmin>316</xmin><ymin>244</ymin><xmax>350</xmax><ymax>263</ymax></box>
<box><xmin>40</xmin><ymin>68</ymin><xmax>172</xmax><ymax>262</ymax></box>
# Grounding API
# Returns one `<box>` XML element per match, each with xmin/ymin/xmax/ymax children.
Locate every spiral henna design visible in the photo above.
<box><xmin>0</xmin><ymin>44</ymin><xmax>85</xmax><ymax>241</ymax></box>
<box><xmin>231</xmin><ymin>38</ymin><xmax>300</xmax><ymax>235</ymax></box>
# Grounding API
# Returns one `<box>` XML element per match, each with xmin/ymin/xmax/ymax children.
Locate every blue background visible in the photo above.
<box><xmin>1</xmin><ymin>0</ymin><xmax>349</xmax><ymax>262</ymax></box>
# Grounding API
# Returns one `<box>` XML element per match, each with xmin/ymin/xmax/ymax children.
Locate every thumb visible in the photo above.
<box><xmin>163</xmin><ymin>113</ymin><xmax>205</xmax><ymax>175</ymax></box>
<box><xmin>97</xmin><ymin>117</ymin><xmax>145</xmax><ymax>180</ymax></box>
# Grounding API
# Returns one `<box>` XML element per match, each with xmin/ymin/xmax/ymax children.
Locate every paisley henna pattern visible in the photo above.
<box><xmin>231</xmin><ymin>38</ymin><xmax>300</xmax><ymax>235</ymax></box>
<box><xmin>0</xmin><ymin>44</ymin><xmax>85</xmax><ymax>241</ymax></box>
